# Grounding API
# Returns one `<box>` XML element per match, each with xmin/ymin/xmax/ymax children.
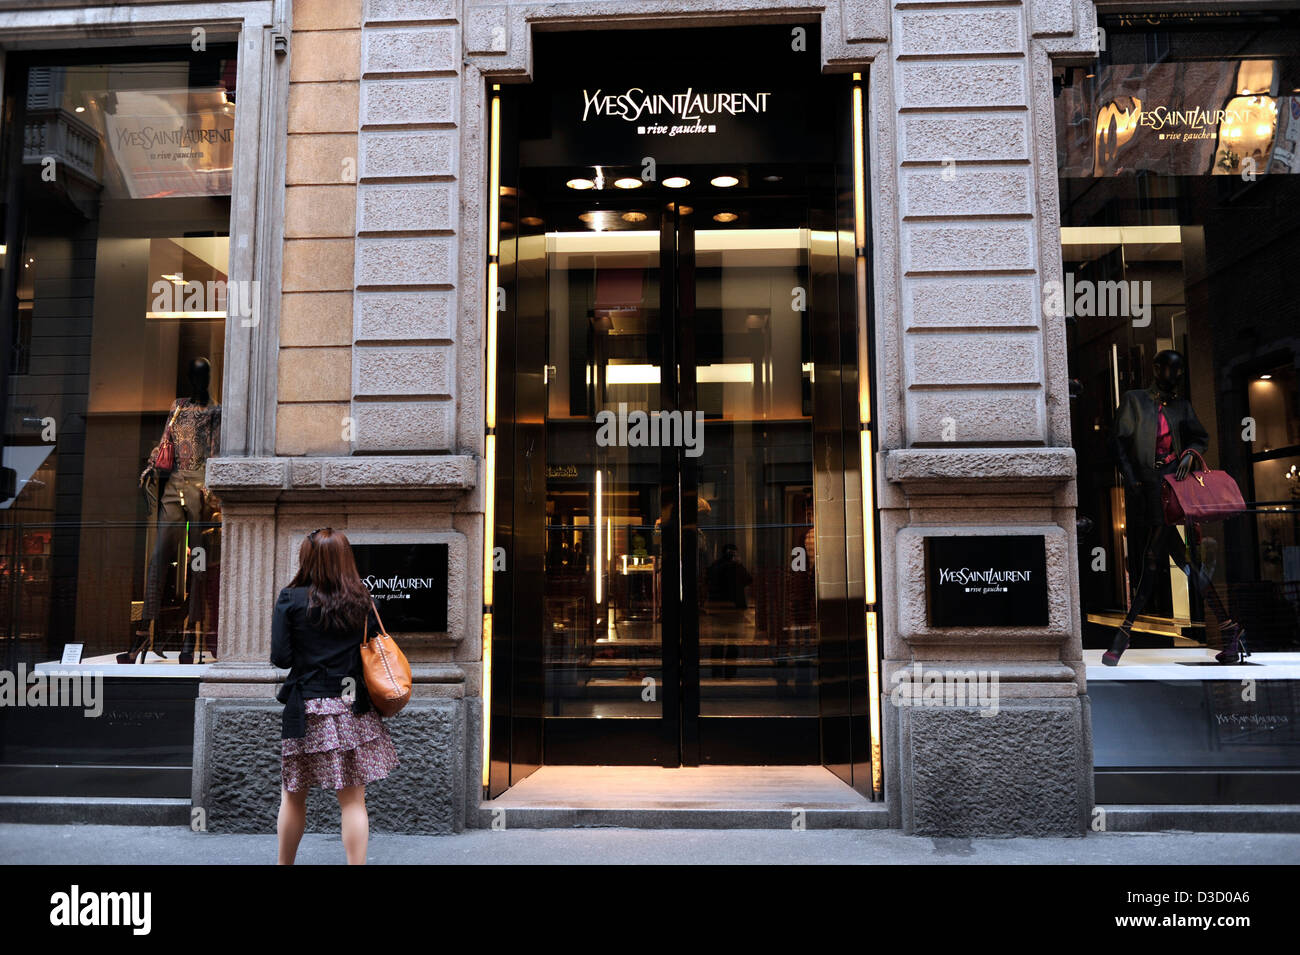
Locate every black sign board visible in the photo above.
<box><xmin>925</xmin><ymin>535</ymin><xmax>1049</xmax><ymax>628</ymax></box>
<box><xmin>353</xmin><ymin>543</ymin><xmax>449</xmax><ymax>632</ymax></box>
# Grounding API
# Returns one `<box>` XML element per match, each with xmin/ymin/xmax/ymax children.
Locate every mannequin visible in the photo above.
<box><xmin>1105</xmin><ymin>349</ymin><xmax>1247</xmax><ymax>665</ymax></box>
<box><xmin>119</xmin><ymin>358</ymin><xmax>222</xmax><ymax>664</ymax></box>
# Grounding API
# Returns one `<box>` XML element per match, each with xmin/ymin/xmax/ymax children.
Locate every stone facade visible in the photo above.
<box><xmin>0</xmin><ymin>0</ymin><xmax>1112</xmax><ymax>835</ymax></box>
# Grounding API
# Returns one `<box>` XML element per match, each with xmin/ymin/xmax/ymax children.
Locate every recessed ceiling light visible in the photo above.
<box><xmin>74</xmin><ymin>106</ymin><xmax>85</xmax><ymax>113</ymax></box>
<box><xmin>566</xmin><ymin>178</ymin><xmax>595</xmax><ymax>190</ymax></box>
<box><xmin>763</xmin><ymin>174</ymin><xmax>782</xmax><ymax>182</ymax></box>
<box><xmin>521</xmin><ymin>216</ymin><xmax>544</xmax><ymax>226</ymax></box>
<box><xmin>1259</xmin><ymin>374</ymin><xmax>1273</xmax><ymax>380</ymax></box>
<box><xmin>710</xmin><ymin>175</ymin><xmax>739</xmax><ymax>188</ymax></box>
<box><xmin>621</xmin><ymin>211</ymin><xmax>648</xmax><ymax>223</ymax></box>
<box><xmin>663</xmin><ymin>176</ymin><xmax>690</xmax><ymax>189</ymax></box>
<box><xmin>713</xmin><ymin>212</ymin><xmax>739</xmax><ymax>223</ymax></box>
<box><xmin>614</xmin><ymin>178</ymin><xmax>643</xmax><ymax>189</ymax></box>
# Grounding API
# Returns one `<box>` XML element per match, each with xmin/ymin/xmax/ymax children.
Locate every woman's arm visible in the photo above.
<box><xmin>270</xmin><ymin>587</ymin><xmax>296</xmax><ymax>669</ymax></box>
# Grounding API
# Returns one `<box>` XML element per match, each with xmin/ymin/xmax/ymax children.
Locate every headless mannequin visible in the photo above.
<box><xmin>120</xmin><ymin>358</ymin><xmax>221</xmax><ymax>663</ymax></box>
<box><xmin>1105</xmin><ymin>350</ymin><xmax>1246</xmax><ymax>665</ymax></box>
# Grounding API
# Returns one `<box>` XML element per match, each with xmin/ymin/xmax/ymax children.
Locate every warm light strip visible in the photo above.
<box><xmin>1060</xmin><ymin>225</ymin><xmax>1182</xmax><ymax>247</ymax></box>
<box><xmin>145</xmin><ymin>311</ymin><xmax>227</xmax><ymax>320</ymax></box>
<box><xmin>605</xmin><ymin>362</ymin><xmax>755</xmax><ymax>385</ymax></box>
<box><xmin>547</xmin><ymin>227</ymin><xmax>808</xmax><ymax>254</ymax></box>
<box><xmin>486</xmin><ymin>262</ymin><xmax>498</xmax><ymax>430</ymax></box>
<box><xmin>860</xmin><ymin>438</ymin><xmax>877</xmax><ymax>608</ymax></box>
<box><xmin>852</xmin><ymin>84</ymin><xmax>866</xmax><ymax>251</ymax></box>
<box><xmin>865</xmin><ymin>610</ymin><xmax>882</xmax><ymax>793</ymax></box>
<box><xmin>595</xmin><ymin>469</ymin><xmax>603</xmax><ymax>605</ymax></box>
<box><xmin>855</xmin><ymin>74</ymin><xmax>883</xmax><ymax>798</ymax></box>
<box><xmin>482</xmin><ymin>85</ymin><xmax>502</xmax><ymax>791</ymax></box>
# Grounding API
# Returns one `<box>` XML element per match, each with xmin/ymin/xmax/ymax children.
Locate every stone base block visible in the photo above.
<box><xmin>193</xmin><ymin>697</ymin><xmax>467</xmax><ymax>834</ymax></box>
<box><xmin>898</xmin><ymin>698</ymin><xmax>1091</xmax><ymax>836</ymax></box>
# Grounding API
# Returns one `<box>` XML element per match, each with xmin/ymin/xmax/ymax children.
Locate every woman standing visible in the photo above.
<box><xmin>271</xmin><ymin>528</ymin><xmax>399</xmax><ymax>865</ymax></box>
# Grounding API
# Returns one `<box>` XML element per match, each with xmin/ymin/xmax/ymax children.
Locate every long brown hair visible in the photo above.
<box><xmin>288</xmin><ymin>528</ymin><xmax>371</xmax><ymax>633</ymax></box>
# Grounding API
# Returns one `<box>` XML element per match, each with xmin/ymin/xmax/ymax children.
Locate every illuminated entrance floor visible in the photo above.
<box><xmin>479</xmin><ymin>766</ymin><xmax>886</xmax><ymax>829</ymax></box>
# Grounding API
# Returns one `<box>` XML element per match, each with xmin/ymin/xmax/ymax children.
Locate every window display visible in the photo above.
<box><xmin>1</xmin><ymin>49</ymin><xmax>235</xmax><ymax>672</ymax></box>
<box><xmin>1057</xmin><ymin>15</ymin><xmax>1300</xmax><ymax>664</ymax></box>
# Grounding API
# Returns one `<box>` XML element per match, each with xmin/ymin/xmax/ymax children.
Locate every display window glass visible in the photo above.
<box><xmin>1057</xmin><ymin>15</ymin><xmax>1300</xmax><ymax>787</ymax></box>
<box><xmin>1</xmin><ymin>48</ymin><xmax>236</xmax><ymax>672</ymax></box>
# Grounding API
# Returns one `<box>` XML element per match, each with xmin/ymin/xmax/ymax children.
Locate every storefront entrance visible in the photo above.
<box><xmin>487</xmin><ymin>25</ymin><xmax>877</xmax><ymax>795</ymax></box>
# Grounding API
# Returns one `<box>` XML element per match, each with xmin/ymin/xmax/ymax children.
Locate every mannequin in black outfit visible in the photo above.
<box><xmin>1105</xmin><ymin>350</ymin><xmax>1247</xmax><ymax>665</ymax></box>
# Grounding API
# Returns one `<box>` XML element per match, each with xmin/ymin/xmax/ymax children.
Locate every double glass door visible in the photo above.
<box><xmin>541</xmin><ymin>198</ymin><xmax>823</xmax><ymax>765</ymax></box>
<box><xmin>494</xmin><ymin>168</ymin><xmax>866</xmax><ymax>769</ymax></box>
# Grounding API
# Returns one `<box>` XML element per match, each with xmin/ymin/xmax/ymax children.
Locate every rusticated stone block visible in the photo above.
<box><xmin>322</xmin><ymin>455</ymin><xmax>476</xmax><ymax>488</ymax></box>
<box><xmin>908</xmin><ymin>330</ymin><xmax>1040</xmax><ymax>385</ymax></box>
<box><xmin>905</xmin><ymin>277</ymin><xmax>1039</xmax><ymax>329</ymax></box>
<box><xmin>901</xmin><ymin>166</ymin><xmax>1032</xmax><ymax>218</ymax></box>
<box><xmin>897</xmin><ymin>9</ymin><xmax>1024</xmax><ymax>56</ymax></box>
<box><xmin>354</xmin><ymin>344</ymin><xmax>453</xmax><ymax>396</ymax></box>
<box><xmin>355</xmin><ymin>290</ymin><xmax>455</xmax><ymax>341</ymax></box>
<box><xmin>902</xmin><ymin>700</ymin><xmax>1085</xmax><ymax>836</ymax></box>
<box><xmin>363</xmin><ymin>26</ymin><xmax>459</xmax><ymax>74</ymax></box>
<box><xmin>356</xmin><ymin>236</ymin><xmax>457</xmax><ymax>286</ymax></box>
<box><xmin>901</xmin><ymin>112</ymin><xmax>1030</xmax><ymax>163</ymax></box>
<box><xmin>359</xmin><ymin>129</ymin><xmax>457</xmax><ymax>179</ymax></box>
<box><xmin>364</xmin><ymin>0</ymin><xmax>457</xmax><ymax>22</ymax></box>
<box><xmin>898</xmin><ymin>61</ymin><xmax>1025</xmax><ymax>109</ymax></box>
<box><xmin>466</xmin><ymin>5</ymin><xmax>509</xmax><ymax>54</ymax></box>
<box><xmin>282</xmin><ymin>238</ymin><xmax>354</xmax><ymax>293</ymax></box>
<box><xmin>907</xmin><ymin>388</ymin><xmax>1045</xmax><ymax>443</ymax></box>
<box><xmin>358</xmin><ymin>182</ymin><xmax>456</xmax><ymax>233</ymax></box>
<box><xmin>361</xmin><ymin>77</ymin><xmax>457</xmax><ymax>126</ymax></box>
<box><xmin>194</xmin><ymin>698</ymin><xmax>467</xmax><ymax>834</ymax></box>
<box><xmin>904</xmin><ymin>222</ymin><xmax>1034</xmax><ymax>273</ymax></box>
<box><xmin>353</xmin><ymin>400</ymin><xmax>456</xmax><ymax>452</ymax></box>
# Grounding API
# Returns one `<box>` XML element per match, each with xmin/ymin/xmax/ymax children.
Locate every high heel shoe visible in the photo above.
<box><xmin>116</xmin><ymin>630</ymin><xmax>152</xmax><ymax>665</ymax></box>
<box><xmin>1102</xmin><ymin>624</ymin><xmax>1132</xmax><ymax>667</ymax></box>
<box><xmin>1216</xmin><ymin>621</ymin><xmax>1250</xmax><ymax>664</ymax></box>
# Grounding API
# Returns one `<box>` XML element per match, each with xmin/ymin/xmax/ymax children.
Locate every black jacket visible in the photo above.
<box><xmin>271</xmin><ymin>586</ymin><xmax>379</xmax><ymax>739</ymax></box>
<box><xmin>1111</xmin><ymin>387</ymin><xmax>1210</xmax><ymax>488</ymax></box>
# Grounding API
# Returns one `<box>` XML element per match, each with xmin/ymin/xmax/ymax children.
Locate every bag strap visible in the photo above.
<box><xmin>161</xmin><ymin>400</ymin><xmax>183</xmax><ymax>439</ymax></box>
<box><xmin>1181</xmin><ymin>448</ymin><xmax>1209</xmax><ymax>472</ymax></box>
<box><xmin>367</xmin><ymin>598</ymin><xmax>390</xmax><ymax>639</ymax></box>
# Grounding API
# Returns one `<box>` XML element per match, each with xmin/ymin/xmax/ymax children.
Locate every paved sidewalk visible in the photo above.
<box><xmin>3</xmin><ymin>823</ymin><xmax>1298</xmax><ymax>864</ymax></box>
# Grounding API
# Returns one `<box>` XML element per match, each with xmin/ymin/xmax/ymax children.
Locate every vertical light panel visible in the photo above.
<box><xmin>595</xmin><ymin>469</ymin><xmax>603</xmax><ymax>605</ymax></box>
<box><xmin>482</xmin><ymin>85</ymin><xmax>502</xmax><ymax>789</ymax></box>
<box><xmin>853</xmin><ymin>72</ymin><xmax>883</xmax><ymax>798</ymax></box>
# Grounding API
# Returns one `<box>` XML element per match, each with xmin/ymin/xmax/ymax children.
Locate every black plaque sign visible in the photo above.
<box><xmin>353</xmin><ymin>543</ymin><xmax>449</xmax><ymax>632</ymax></box>
<box><xmin>925</xmin><ymin>535</ymin><xmax>1049</xmax><ymax>628</ymax></box>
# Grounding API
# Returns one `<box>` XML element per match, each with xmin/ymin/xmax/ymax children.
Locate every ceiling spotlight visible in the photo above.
<box><xmin>1259</xmin><ymin>374</ymin><xmax>1273</xmax><ymax>380</ymax></box>
<box><xmin>663</xmin><ymin>176</ymin><xmax>690</xmax><ymax>189</ymax></box>
<box><xmin>710</xmin><ymin>175</ymin><xmax>739</xmax><ymax>188</ymax></box>
<box><xmin>74</xmin><ymin>105</ymin><xmax>86</xmax><ymax>113</ymax></box>
<box><xmin>521</xmin><ymin>216</ymin><xmax>544</xmax><ymax>227</ymax></box>
<box><xmin>621</xmin><ymin>211</ymin><xmax>648</xmax><ymax>223</ymax></box>
<box><xmin>614</xmin><ymin>178</ymin><xmax>643</xmax><ymax>189</ymax></box>
<box><xmin>566</xmin><ymin>178</ymin><xmax>595</xmax><ymax>190</ymax></box>
<box><xmin>713</xmin><ymin>212</ymin><xmax>739</xmax><ymax>223</ymax></box>
<box><xmin>763</xmin><ymin>174</ymin><xmax>782</xmax><ymax>182</ymax></box>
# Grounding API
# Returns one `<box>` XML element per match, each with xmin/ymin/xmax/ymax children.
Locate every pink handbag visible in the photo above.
<box><xmin>1162</xmin><ymin>449</ymin><xmax>1246</xmax><ymax>524</ymax></box>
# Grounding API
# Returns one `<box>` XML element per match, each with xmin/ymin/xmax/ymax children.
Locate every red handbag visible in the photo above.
<box><xmin>1161</xmin><ymin>449</ymin><xmax>1246</xmax><ymax>524</ymax></box>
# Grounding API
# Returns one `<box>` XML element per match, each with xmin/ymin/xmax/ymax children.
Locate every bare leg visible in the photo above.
<box><xmin>277</xmin><ymin>786</ymin><xmax>308</xmax><ymax>865</ymax></box>
<box><xmin>337</xmin><ymin>784</ymin><xmax>368</xmax><ymax>865</ymax></box>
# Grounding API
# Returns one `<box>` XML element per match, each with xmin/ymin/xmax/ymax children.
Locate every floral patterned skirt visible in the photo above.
<box><xmin>281</xmin><ymin>695</ymin><xmax>399</xmax><ymax>792</ymax></box>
